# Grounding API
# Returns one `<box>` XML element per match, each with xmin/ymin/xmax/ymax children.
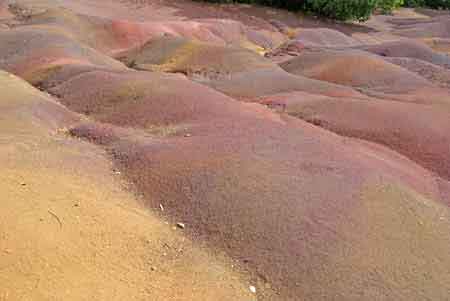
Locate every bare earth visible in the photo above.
<box><xmin>1</xmin><ymin>1</ymin><xmax>450</xmax><ymax>300</ymax></box>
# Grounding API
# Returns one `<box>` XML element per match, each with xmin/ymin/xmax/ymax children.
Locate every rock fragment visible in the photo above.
<box><xmin>176</xmin><ymin>222</ymin><xmax>185</xmax><ymax>229</ymax></box>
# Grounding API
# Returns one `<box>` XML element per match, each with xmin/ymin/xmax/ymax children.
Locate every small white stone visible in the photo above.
<box><xmin>249</xmin><ymin>285</ymin><xmax>256</xmax><ymax>293</ymax></box>
<box><xmin>176</xmin><ymin>222</ymin><xmax>185</xmax><ymax>229</ymax></box>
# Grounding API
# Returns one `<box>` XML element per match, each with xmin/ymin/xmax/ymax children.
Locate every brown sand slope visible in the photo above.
<box><xmin>385</xmin><ymin>56</ymin><xmax>450</xmax><ymax>88</ymax></box>
<box><xmin>2</xmin><ymin>0</ymin><xmax>450</xmax><ymax>300</ymax></box>
<box><xmin>392</xmin><ymin>14</ymin><xmax>450</xmax><ymax>39</ymax></box>
<box><xmin>16</xmin><ymin>5</ymin><xmax>282</xmax><ymax>54</ymax></box>
<box><xmin>47</xmin><ymin>67</ymin><xmax>450</xmax><ymax>300</ymax></box>
<box><xmin>69</xmin><ymin>109</ymin><xmax>450</xmax><ymax>301</ymax></box>
<box><xmin>362</xmin><ymin>39</ymin><xmax>450</xmax><ymax>68</ymax></box>
<box><xmin>206</xmin><ymin>68</ymin><xmax>368</xmax><ymax>100</ymax></box>
<box><xmin>0</xmin><ymin>70</ymin><xmax>254</xmax><ymax>300</ymax></box>
<box><xmin>116</xmin><ymin>35</ymin><xmax>275</xmax><ymax>76</ymax></box>
<box><xmin>113</xmin><ymin>34</ymin><xmax>367</xmax><ymax>101</ymax></box>
<box><xmin>259</xmin><ymin>91</ymin><xmax>450</xmax><ymax>182</ymax></box>
<box><xmin>279</xmin><ymin>49</ymin><xmax>432</xmax><ymax>93</ymax></box>
<box><xmin>0</xmin><ymin>25</ymin><xmax>127</xmax><ymax>83</ymax></box>
<box><xmin>49</xmin><ymin>69</ymin><xmax>254</xmax><ymax>128</ymax></box>
<box><xmin>294</xmin><ymin>27</ymin><xmax>361</xmax><ymax>48</ymax></box>
<box><xmin>279</xmin><ymin>48</ymin><xmax>450</xmax><ymax>105</ymax></box>
<box><xmin>422</xmin><ymin>37</ymin><xmax>450</xmax><ymax>53</ymax></box>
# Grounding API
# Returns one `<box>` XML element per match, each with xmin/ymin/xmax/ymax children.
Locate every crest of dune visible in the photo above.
<box><xmin>294</xmin><ymin>27</ymin><xmax>361</xmax><ymax>48</ymax></box>
<box><xmin>280</xmin><ymin>49</ymin><xmax>432</xmax><ymax>92</ymax></box>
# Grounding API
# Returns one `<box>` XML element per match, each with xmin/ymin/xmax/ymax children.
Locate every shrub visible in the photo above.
<box><xmin>425</xmin><ymin>0</ymin><xmax>450</xmax><ymax>8</ymax></box>
<box><xmin>377</xmin><ymin>0</ymin><xmax>405</xmax><ymax>12</ymax></box>
<box><xmin>302</xmin><ymin>0</ymin><xmax>378</xmax><ymax>21</ymax></box>
<box><xmin>197</xmin><ymin>0</ymin><xmax>380</xmax><ymax>21</ymax></box>
<box><xmin>403</xmin><ymin>0</ymin><xmax>426</xmax><ymax>6</ymax></box>
<box><xmin>404</xmin><ymin>0</ymin><xmax>450</xmax><ymax>8</ymax></box>
<box><xmin>196</xmin><ymin>0</ymin><xmax>449</xmax><ymax>21</ymax></box>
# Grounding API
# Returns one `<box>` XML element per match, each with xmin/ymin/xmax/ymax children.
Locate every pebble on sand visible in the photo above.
<box><xmin>249</xmin><ymin>285</ymin><xmax>256</xmax><ymax>293</ymax></box>
<box><xmin>176</xmin><ymin>222</ymin><xmax>185</xmax><ymax>229</ymax></box>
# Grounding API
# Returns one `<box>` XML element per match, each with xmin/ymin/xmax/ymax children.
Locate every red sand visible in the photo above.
<box><xmin>2</xmin><ymin>1</ymin><xmax>450</xmax><ymax>300</ymax></box>
<box><xmin>294</xmin><ymin>27</ymin><xmax>361</xmax><ymax>48</ymax></box>
<box><xmin>115</xmin><ymin>36</ymin><xmax>276</xmax><ymax>75</ymax></box>
<box><xmin>385</xmin><ymin>56</ymin><xmax>450</xmax><ymax>88</ymax></box>
<box><xmin>362</xmin><ymin>39</ymin><xmax>450</xmax><ymax>68</ymax></box>
<box><xmin>259</xmin><ymin>91</ymin><xmax>450</xmax><ymax>181</ymax></box>
<box><xmin>69</xmin><ymin>96</ymin><xmax>449</xmax><ymax>300</ymax></box>
<box><xmin>280</xmin><ymin>48</ymin><xmax>432</xmax><ymax>93</ymax></box>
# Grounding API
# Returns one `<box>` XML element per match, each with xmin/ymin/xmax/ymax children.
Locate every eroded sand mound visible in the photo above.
<box><xmin>68</xmin><ymin>107</ymin><xmax>450</xmax><ymax>301</ymax></box>
<box><xmin>113</xmin><ymin>34</ymin><xmax>366</xmax><ymax>100</ymax></box>
<box><xmin>49</xmin><ymin>69</ymin><xmax>257</xmax><ymax>128</ymax></box>
<box><xmin>0</xmin><ymin>71</ymin><xmax>254</xmax><ymax>300</ymax></box>
<box><xmin>294</xmin><ymin>27</ymin><xmax>361</xmax><ymax>48</ymax></box>
<box><xmin>8</xmin><ymin>4</ymin><xmax>282</xmax><ymax>55</ymax></box>
<box><xmin>280</xmin><ymin>49</ymin><xmax>431</xmax><ymax>93</ymax></box>
<box><xmin>385</xmin><ymin>56</ymin><xmax>450</xmax><ymax>88</ymax></box>
<box><xmin>362</xmin><ymin>39</ymin><xmax>450</xmax><ymax>68</ymax></box>
<box><xmin>68</xmin><ymin>98</ymin><xmax>450</xmax><ymax>301</ymax></box>
<box><xmin>259</xmin><ymin>91</ymin><xmax>450</xmax><ymax>182</ymax></box>
<box><xmin>392</xmin><ymin>14</ymin><xmax>450</xmax><ymax>39</ymax></box>
<box><xmin>2</xmin><ymin>0</ymin><xmax>450</xmax><ymax>300</ymax></box>
<box><xmin>29</xmin><ymin>60</ymin><xmax>450</xmax><ymax>300</ymax></box>
<box><xmin>422</xmin><ymin>37</ymin><xmax>450</xmax><ymax>53</ymax></box>
<box><xmin>206</xmin><ymin>67</ymin><xmax>368</xmax><ymax>100</ymax></box>
<box><xmin>279</xmin><ymin>48</ymin><xmax>450</xmax><ymax>105</ymax></box>
<box><xmin>0</xmin><ymin>25</ymin><xmax>127</xmax><ymax>83</ymax></box>
<box><xmin>115</xmin><ymin>36</ymin><xmax>275</xmax><ymax>76</ymax></box>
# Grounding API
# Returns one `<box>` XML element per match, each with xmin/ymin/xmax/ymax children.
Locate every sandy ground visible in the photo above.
<box><xmin>0</xmin><ymin>71</ymin><xmax>257</xmax><ymax>300</ymax></box>
<box><xmin>1</xmin><ymin>1</ymin><xmax>450</xmax><ymax>300</ymax></box>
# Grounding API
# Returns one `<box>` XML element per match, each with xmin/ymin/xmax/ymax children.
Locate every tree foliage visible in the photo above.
<box><xmin>303</xmin><ymin>0</ymin><xmax>378</xmax><ymax>21</ymax></box>
<box><xmin>404</xmin><ymin>0</ymin><xmax>450</xmax><ymax>8</ymax></box>
<box><xmin>377</xmin><ymin>0</ymin><xmax>405</xmax><ymax>13</ymax></box>
<box><xmin>197</xmin><ymin>0</ymin><xmax>450</xmax><ymax>21</ymax></box>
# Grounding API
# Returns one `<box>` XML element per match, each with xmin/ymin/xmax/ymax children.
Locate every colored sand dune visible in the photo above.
<box><xmin>1</xmin><ymin>1</ymin><xmax>450</xmax><ymax>300</ymax></box>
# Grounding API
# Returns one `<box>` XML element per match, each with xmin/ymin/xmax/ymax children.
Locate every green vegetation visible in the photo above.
<box><xmin>378</xmin><ymin>0</ymin><xmax>405</xmax><ymax>13</ymax></box>
<box><xmin>404</xmin><ymin>0</ymin><xmax>450</xmax><ymax>8</ymax></box>
<box><xmin>302</xmin><ymin>0</ymin><xmax>378</xmax><ymax>21</ymax></box>
<box><xmin>197</xmin><ymin>0</ymin><xmax>450</xmax><ymax>21</ymax></box>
